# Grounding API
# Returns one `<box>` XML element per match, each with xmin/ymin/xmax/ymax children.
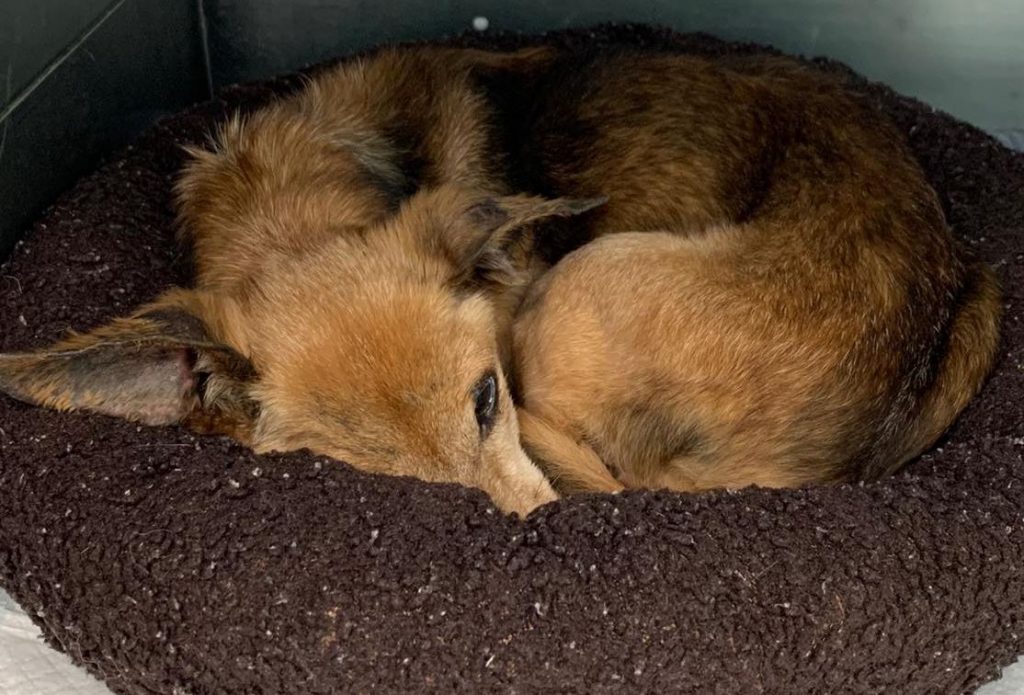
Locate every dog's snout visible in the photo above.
<box><xmin>492</xmin><ymin>477</ymin><xmax>558</xmax><ymax>517</ymax></box>
<box><xmin>482</xmin><ymin>447</ymin><xmax>559</xmax><ymax>517</ymax></box>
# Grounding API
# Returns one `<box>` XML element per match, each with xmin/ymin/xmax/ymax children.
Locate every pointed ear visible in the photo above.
<box><xmin>450</xmin><ymin>193</ymin><xmax>607</xmax><ymax>287</ymax></box>
<box><xmin>0</xmin><ymin>291</ymin><xmax>259</xmax><ymax>442</ymax></box>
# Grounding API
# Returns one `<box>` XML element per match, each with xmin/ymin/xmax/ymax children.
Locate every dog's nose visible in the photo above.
<box><xmin>499</xmin><ymin>475</ymin><xmax>559</xmax><ymax>517</ymax></box>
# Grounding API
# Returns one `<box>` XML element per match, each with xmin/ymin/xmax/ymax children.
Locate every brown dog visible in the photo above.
<box><xmin>0</xmin><ymin>44</ymin><xmax>1001</xmax><ymax>513</ymax></box>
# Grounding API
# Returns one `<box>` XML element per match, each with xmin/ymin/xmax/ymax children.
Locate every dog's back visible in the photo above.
<box><xmin>511</xmin><ymin>50</ymin><xmax>1001</xmax><ymax>492</ymax></box>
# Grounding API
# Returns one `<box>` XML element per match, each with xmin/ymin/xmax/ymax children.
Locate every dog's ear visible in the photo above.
<box><xmin>0</xmin><ymin>291</ymin><xmax>259</xmax><ymax>442</ymax></box>
<box><xmin>449</xmin><ymin>193</ymin><xmax>607</xmax><ymax>288</ymax></box>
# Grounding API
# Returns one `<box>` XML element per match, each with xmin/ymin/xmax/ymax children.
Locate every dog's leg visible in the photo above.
<box><xmin>517</xmin><ymin>408</ymin><xmax>624</xmax><ymax>495</ymax></box>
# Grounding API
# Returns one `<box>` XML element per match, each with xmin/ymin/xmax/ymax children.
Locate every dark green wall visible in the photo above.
<box><xmin>3</xmin><ymin>0</ymin><xmax>1023</xmax><ymax>257</ymax></box>
<box><xmin>0</xmin><ymin>0</ymin><xmax>208</xmax><ymax>258</ymax></box>
<box><xmin>0</xmin><ymin>0</ymin><xmax>113</xmax><ymax>110</ymax></box>
<box><xmin>204</xmin><ymin>0</ymin><xmax>1024</xmax><ymax>142</ymax></box>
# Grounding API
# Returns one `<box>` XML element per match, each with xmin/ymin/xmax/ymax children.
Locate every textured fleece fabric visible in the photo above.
<box><xmin>0</xmin><ymin>24</ymin><xmax>1022</xmax><ymax>695</ymax></box>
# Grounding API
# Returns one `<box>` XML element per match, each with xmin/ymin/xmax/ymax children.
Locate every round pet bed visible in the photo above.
<box><xmin>1</xmin><ymin>25</ymin><xmax>1022</xmax><ymax>695</ymax></box>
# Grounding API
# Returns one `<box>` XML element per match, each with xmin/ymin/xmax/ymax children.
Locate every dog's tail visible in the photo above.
<box><xmin>517</xmin><ymin>409</ymin><xmax>624</xmax><ymax>494</ymax></box>
<box><xmin>873</xmin><ymin>261</ymin><xmax>1002</xmax><ymax>477</ymax></box>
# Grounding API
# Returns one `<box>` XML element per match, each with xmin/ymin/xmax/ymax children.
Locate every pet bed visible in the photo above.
<box><xmin>1</xmin><ymin>25</ymin><xmax>1022</xmax><ymax>695</ymax></box>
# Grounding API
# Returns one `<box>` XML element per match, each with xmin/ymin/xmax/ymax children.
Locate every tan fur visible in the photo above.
<box><xmin>513</xmin><ymin>53</ymin><xmax>1001</xmax><ymax>493</ymax></box>
<box><xmin>0</xmin><ymin>44</ymin><xmax>1001</xmax><ymax>512</ymax></box>
<box><xmin>175</xmin><ymin>48</ymin><xmax>517</xmax><ymax>293</ymax></box>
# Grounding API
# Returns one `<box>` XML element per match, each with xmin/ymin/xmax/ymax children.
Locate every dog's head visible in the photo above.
<box><xmin>0</xmin><ymin>186</ymin><xmax>603</xmax><ymax>516</ymax></box>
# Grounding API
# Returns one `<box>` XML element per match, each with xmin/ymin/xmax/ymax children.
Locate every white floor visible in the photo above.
<box><xmin>0</xmin><ymin>588</ymin><xmax>1021</xmax><ymax>694</ymax></box>
<box><xmin>0</xmin><ymin>590</ymin><xmax>109</xmax><ymax>694</ymax></box>
<box><xmin>985</xmin><ymin>660</ymin><xmax>1024</xmax><ymax>695</ymax></box>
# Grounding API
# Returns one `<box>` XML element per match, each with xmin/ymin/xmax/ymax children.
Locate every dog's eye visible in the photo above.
<box><xmin>473</xmin><ymin>372</ymin><xmax>498</xmax><ymax>437</ymax></box>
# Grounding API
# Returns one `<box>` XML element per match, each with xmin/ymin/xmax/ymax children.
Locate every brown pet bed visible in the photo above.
<box><xmin>1</xmin><ymin>25</ymin><xmax>1022</xmax><ymax>695</ymax></box>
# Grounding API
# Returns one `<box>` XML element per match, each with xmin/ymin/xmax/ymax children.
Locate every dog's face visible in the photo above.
<box><xmin>254</xmin><ymin>288</ymin><xmax>549</xmax><ymax>513</ymax></box>
<box><xmin>0</xmin><ymin>186</ymin><xmax>602</xmax><ymax>516</ymax></box>
<box><xmin>244</xmin><ymin>193</ymin><xmax>561</xmax><ymax>514</ymax></box>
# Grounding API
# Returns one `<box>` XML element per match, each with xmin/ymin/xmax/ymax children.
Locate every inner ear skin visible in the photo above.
<box><xmin>180</xmin><ymin>345</ymin><xmax>261</xmax><ymax>441</ymax></box>
<box><xmin>0</xmin><ymin>302</ymin><xmax>260</xmax><ymax>440</ymax></box>
<box><xmin>465</xmin><ymin>198</ymin><xmax>512</xmax><ymax>231</ymax></box>
<box><xmin>448</xmin><ymin>193</ymin><xmax>609</xmax><ymax>291</ymax></box>
<box><xmin>0</xmin><ymin>343</ymin><xmax>197</xmax><ymax>425</ymax></box>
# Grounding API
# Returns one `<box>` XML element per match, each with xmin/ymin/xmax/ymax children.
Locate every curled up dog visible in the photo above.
<box><xmin>0</xmin><ymin>44</ymin><xmax>1001</xmax><ymax>514</ymax></box>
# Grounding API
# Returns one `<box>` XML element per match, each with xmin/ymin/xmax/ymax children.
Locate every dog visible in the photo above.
<box><xmin>0</xmin><ymin>43</ymin><xmax>1001</xmax><ymax>513</ymax></box>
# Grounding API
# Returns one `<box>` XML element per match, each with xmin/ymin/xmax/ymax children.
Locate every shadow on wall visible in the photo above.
<box><xmin>205</xmin><ymin>0</ymin><xmax>1024</xmax><ymax>141</ymax></box>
